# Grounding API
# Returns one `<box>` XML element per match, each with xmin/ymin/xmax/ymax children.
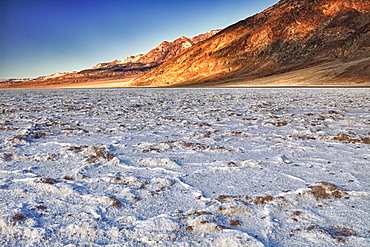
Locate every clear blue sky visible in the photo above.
<box><xmin>0</xmin><ymin>0</ymin><xmax>278</xmax><ymax>79</ymax></box>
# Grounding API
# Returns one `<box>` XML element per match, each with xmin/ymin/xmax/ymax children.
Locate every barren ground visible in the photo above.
<box><xmin>0</xmin><ymin>88</ymin><xmax>369</xmax><ymax>246</ymax></box>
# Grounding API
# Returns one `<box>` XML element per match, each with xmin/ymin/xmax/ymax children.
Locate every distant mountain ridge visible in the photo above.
<box><xmin>91</xmin><ymin>30</ymin><xmax>221</xmax><ymax>70</ymax></box>
<box><xmin>132</xmin><ymin>0</ymin><xmax>370</xmax><ymax>87</ymax></box>
<box><xmin>0</xmin><ymin>30</ymin><xmax>220</xmax><ymax>88</ymax></box>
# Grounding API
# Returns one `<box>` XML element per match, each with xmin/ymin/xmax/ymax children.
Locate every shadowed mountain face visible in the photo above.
<box><xmin>132</xmin><ymin>0</ymin><xmax>370</xmax><ymax>87</ymax></box>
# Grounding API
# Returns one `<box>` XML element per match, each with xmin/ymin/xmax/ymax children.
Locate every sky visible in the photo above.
<box><xmin>0</xmin><ymin>0</ymin><xmax>278</xmax><ymax>79</ymax></box>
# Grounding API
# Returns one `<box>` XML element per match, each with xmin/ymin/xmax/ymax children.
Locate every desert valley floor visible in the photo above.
<box><xmin>0</xmin><ymin>88</ymin><xmax>369</xmax><ymax>246</ymax></box>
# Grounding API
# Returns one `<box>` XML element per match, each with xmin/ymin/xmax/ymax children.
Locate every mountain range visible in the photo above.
<box><xmin>132</xmin><ymin>0</ymin><xmax>370</xmax><ymax>87</ymax></box>
<box><xmin>1</xmin><ymin>0</ymin><xmax>369</xmax><ymax>88</ymax></box>
<box><xmin>0</xmin><ymin>30</ymin><xmax>220</xmax><ymax>88</ymax></box>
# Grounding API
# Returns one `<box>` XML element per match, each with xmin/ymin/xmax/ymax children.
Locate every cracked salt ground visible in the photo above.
<box><xmin>0</xmin><ymin>88</ymin><xmax>369</xmax><ymax>246</ymax></box>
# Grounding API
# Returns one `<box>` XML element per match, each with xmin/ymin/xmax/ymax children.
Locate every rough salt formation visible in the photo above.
<box><xmin>0</xmin><ymin>88</ymin><xmax>369</xmax><ymax>246</ymax></box>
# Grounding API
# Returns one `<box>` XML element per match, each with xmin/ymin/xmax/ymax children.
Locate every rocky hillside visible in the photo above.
<box><xmin>1</xmin><ymin>30</ymin><xmax>220</xmax><ymax>88</ymax></box>
<box><xmin>132</xmin><ymin>0</ymin><xmax>370</xmax><ymax>87</ymax></box>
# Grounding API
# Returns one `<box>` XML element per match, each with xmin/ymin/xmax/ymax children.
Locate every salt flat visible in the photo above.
<box><xmin>0</xmin><ymin>88</ymin><xmax>369</xmax><ymax>246</ymax></box>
